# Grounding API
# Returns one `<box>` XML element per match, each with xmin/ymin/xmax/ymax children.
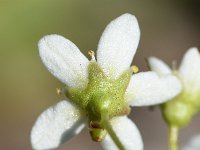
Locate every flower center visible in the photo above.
<box><xmin>65</xmin><ymin>61</ymin><xmax>132</xmax><ymax>141</ymax></box>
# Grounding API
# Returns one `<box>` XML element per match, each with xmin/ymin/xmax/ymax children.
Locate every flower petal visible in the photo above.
<box><xmin>182</xmin><ymin>134</ymin><xmax>200</xmax><ymax>150</ymax></box>
<box><xmin>179</xmin><ymin>47</ymin><xmax>200</xmax><ymax>92</ymax></box>
<box><xmin>101</xmin><ymin>116</ymin><xmax>143</xmax><ymax>150</ymax></box>
<box><xmin>126</xmin><ymin>71</ymin><xmax>182</xmax><ymax>106</ymax></box>
<box><xmin>39</xmin><ymin>34</ymin><xmax>89</xmax><ymax>89</ymax></box>
<box><xmin>148</xmin><ymin>56</ymin><xmax>172</xmax><ymax>75</ymax></box>
<box><xmin>97</xmin><ymin>13</ymin><xmax>140</xmax><ymax>79</ymax></box>
<box><xmin>31</xmin><ymin>100</ymin><xmax>86</xmax><ymax>150</ymax></box>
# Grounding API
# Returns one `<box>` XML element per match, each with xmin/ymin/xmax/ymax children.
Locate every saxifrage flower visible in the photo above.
<box><xmin>148</xmin><ymin>47</ymin><xmax>200</xmax><ymax>150</ymax></box>
<box><xmin>148</xmin><ymin>47</ymin><xmax>200</xmax><ymax>128</ymax></box>
<box><xmin>31</xmin><ymin>13</ymin><xmax>182</xmax><ymax>150</ymax></box>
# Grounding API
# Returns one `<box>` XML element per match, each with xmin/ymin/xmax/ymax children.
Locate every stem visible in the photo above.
<box><xmin>102</xmin><ymin>117</ymin><xmax>125</xmax><ymax>150</ymax></box>
<box><xmin>169</xmin><ymin>126</ymin><xmax>179</xmax><ymax>150</ymax></box>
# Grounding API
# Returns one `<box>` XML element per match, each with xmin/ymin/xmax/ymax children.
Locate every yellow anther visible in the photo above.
<box><xmin>88</xmin><ymin>50</ymin><xmax>95</xmax><ymax>56</ymax></box>
<box><xmin>131</xmin><ymin>65</ymin><xmax>139</xmax><ymax>74</ymax></box>
<box><xmin>56</xmin><ymin>88</ymin><xmax>62</xmax><ymax>96</ymax></box>
<box><xmin>88</xmin><ymin>50</ymin><xmax>95</xmax><ymax>60</ymax></box>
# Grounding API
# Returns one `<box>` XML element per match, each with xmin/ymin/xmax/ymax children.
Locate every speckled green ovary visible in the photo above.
<box><xmin>162</xmin><ymin>86</ymin><xmax>200</xmax><ymax>128</ymax></box>
<box><xmin>65</xmin><ymin>61</ymin><xmax>132</xmax><ymax>141</ymax></box>
<box><xmin>65</xmin><ymin>61</ymin><xmax>131</xmax><ymax>122</ymax></box>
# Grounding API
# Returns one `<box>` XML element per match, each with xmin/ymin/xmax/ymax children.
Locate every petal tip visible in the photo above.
<box><xmin>111</xmin><ymin>13</ymin><xmax>140</xmax><ymax>33</ymax></box>
<box><xmin>187</xmin><ymin>47</ymin><xmax>200</xmax><ymax>55</ymax></box>
<box><xmin>117</xmin><ymin>13</ymin><xmax>140</xmax><ymax>31</ymax></box>
<box><xmin>148</xmin><ymin>57</ymin><xmax>172</xmax><ymax>75</ymax></box>
<box><xmin>148</xmin><ymin>56</ymin><xmax>157</xmax><ymax>64</ymax></box>
<box><xmin>38</xmin><ymin>34</ymin><xmax>65</xmax><ymax>49</ymax></box>
<box><xmin>118</xmin><ymin>13</ymin><xmax>137</xmax><ymax>21</ymax></box>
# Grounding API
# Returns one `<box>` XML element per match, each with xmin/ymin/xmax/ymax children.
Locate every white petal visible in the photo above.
<box><xmin>97</xmin><ymin>13</ymin><xmax>140</xmax><ymax>79</ymax></box>
<box><xmin>179</xmin><ymin>47</ymin><xmax>200</xmax><ymax>92</ymax></box>
<box><xmin>148</xmin><ymin>56</ymin><xmax>172</xmax><ymax>75</ymax></box>
<box><xmin>31</xmin><ymin>100</ymin><xmax>86</xmax><ymax>150</ymax></box>
<box><xmin>126</xmin><ymin>71</ymin><xmax>182</xmax><ymax>106</ymax></box>
<box><xmin>182</xmin><ymin>134</ymin><xmax>200</xmax><ymax>150</ymax></box>
<box><xmin>39</xmin><ymin>34</ymin><xmax>89</xmax><ymax>89</ymax></box>
<box><xmin>101</xmin><ymin>116</ymin><xmax>143</xmax><ymax>150</ymax></box>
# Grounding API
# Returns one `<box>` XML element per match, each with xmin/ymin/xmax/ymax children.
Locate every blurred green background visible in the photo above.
<box><xmin>1</xmin><ymin>0</ymin><xmax>200</xmax><ymax>149</ymax></box>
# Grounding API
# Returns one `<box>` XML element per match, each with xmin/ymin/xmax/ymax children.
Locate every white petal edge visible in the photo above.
<box><xmin>182</xmin><ymin>134</ymin><xmax>200</xmax><ymax>150</ymax></box>
<box><xmin>126</xmin><ymin>71</ymin><xmax>182</xmax><ymax>106</ymax></box>
<box><xmin>148</xmin><ymin>56</ymin><xmax>172</xmax><ymax>75</ymax></box>
<box><xmin>179</xmin><ymin>47</ymin><xmax>200</xmax><ymax>92</ymax></box>
<box><xmin>39</xmin><ymin>34</ymin><xmax>89</xmax><ymax>89</ymax></box>
<box><xmin>31</xmin><ymin>100</ymin><xmax>86</xmax><ymax>150</ymax></box>
<box><xmin>97</xmin><ymin>13</ymin><xmax>140</xmax><ymax>79</ymax></box>
<box><xmin>101</xmin><ymin>116</ymin><xmax>143</xmax><ymax>150</ymax></box>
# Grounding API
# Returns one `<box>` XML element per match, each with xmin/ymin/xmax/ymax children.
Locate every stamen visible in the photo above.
<box><xmin>88</xmin><ymin>50</ymin><xmax>96</xmax><ymax>61</ymax></box>
<box><xmin>56</xmin><ymin>88</ymin><xmax>63</xmax><ymax>96</ymax></box>
<box><xmin>172</xmin><ymin>60</ymin><xmax>177</xmax><ymax>71</ymax></box>
<box><xmin>131</xmin><ymin>65</ymin><xmax>139</xmax><ymax>74</ymax></box>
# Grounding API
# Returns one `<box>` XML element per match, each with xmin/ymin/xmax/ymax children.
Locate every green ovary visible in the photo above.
<box><xmin>162</xmin><ymin>88</ymin><xmax>200</xmax><ymax>128</ymax></box>
<box><xmin>65</xmin><ymin>61</ymin><xmax>132</xmax><ymax>141</ymax></box>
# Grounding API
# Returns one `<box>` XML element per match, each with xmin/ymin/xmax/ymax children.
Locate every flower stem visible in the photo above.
<box><xmin>169</xmin><ymin>126</ymin><xmax>179</xmax><ymax>150</ymax></box>
<box><xmin>102</xmin><ymin>117</ymin><xmax>125</xmax><ymax>150</ymax></box>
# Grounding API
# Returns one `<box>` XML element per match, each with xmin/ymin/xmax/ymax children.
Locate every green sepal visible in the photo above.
<box><xmin>65</xmin><ymin>61</ymin><xmax>131</xmax><ymax>118</ymax></box>
<box><xmin>64</xmin><ymin>61</ymin><xmax>131</xmax><ymax>141</ymax></box>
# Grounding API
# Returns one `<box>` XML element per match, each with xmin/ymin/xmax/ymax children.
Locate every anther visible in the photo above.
<box><xmin>89</xmin><ymin>121</ymin><xmax>101</xmax><ymax>129</ymax></box>
<box><xmin>56</xmin><ymin>88</ymin><xmax>63</xmax><ymax>96</ymax></box>
<box><xmin>131</xmin><ymin>65</ymin><xmax>139</xmax><ymax>74</ymax></box>
<box><xmin>88</xmin><ymin>50</ymin><xmax>96</xmax><ymax>61</ymax></box>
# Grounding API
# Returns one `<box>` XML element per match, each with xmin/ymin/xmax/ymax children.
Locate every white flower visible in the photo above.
<box><xmin>31</xmin><ymin>13</ymin><xmax>182</xmax><ymax>150</ymax></box>
<box><xmin>182</xmin><ymin>134</ymin><xmax>200</xmax><ymax>150</ymax></box>
<box><xmin>148</xmin><ymin>47</ymin><xmax>200</xmax><ymax>127</ymax></box>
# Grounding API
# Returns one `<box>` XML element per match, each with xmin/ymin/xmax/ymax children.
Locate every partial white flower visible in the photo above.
<box><xmin>149</xmin><ymin>48</ymin><xmax>200</xmax><ymax>150</ymax></box>
<box><xmin>149</xmin><ymin>47</ymin><xmax>200</xmax><ymax>108</ymax></box>
<box><xmin>31</xmin><ymin>13</ymin><xmax>182</xmax><ymax>150</ymax></box>
<box><xmin>182</xmin><ymin>134</ymin><xmax>200</xmax><ymax>150</ymax></box>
